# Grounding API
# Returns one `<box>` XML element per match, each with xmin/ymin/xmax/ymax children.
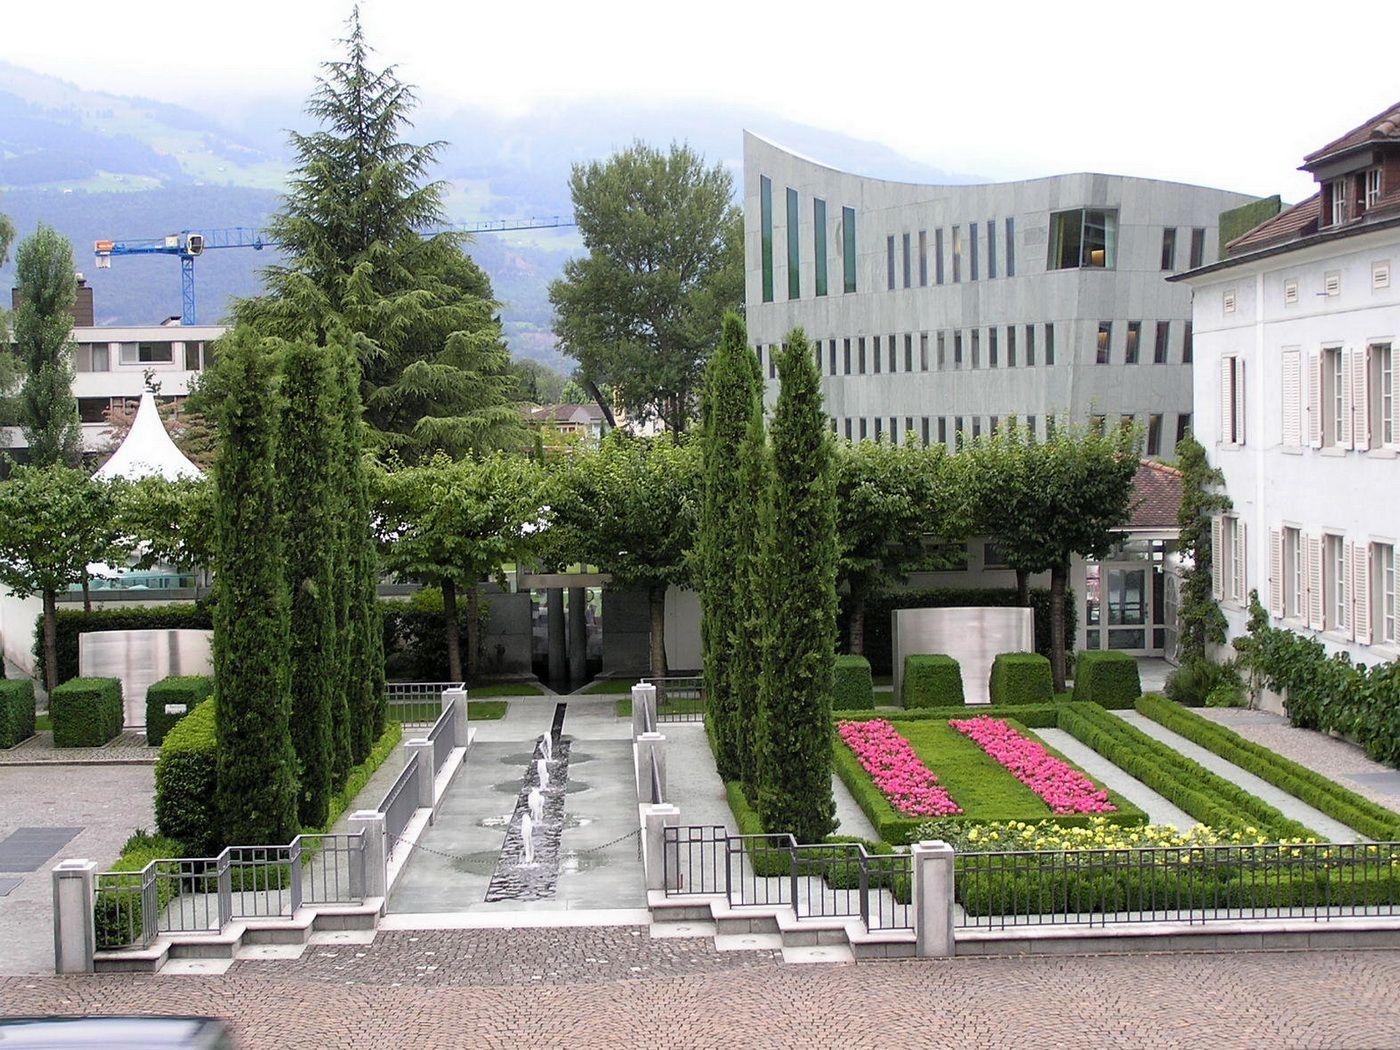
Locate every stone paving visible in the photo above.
<box><xmin>1198</xmin><ymin>708</ymin><xmax>1400</xmax><ymax>812</ymax></box>
<box><xmin>0</xmin><ymin>730</ymin><xmax>159</xmax><ymax>766</ymax></box>
<box><xmin>1036</xmin><ymin>727</ymin><xmax>1196</xmax><ymax>829</ymax></box>
<box><xmin>2</xmin><ymin>940</ymin><xmax>1399</xmax><ymax>1047</ymax></box>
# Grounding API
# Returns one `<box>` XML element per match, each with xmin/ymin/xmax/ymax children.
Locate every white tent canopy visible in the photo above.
<box><xmin>93</xmin><ymin>391</ymin><xmax>203</xmax><ymax>482</ymax></box>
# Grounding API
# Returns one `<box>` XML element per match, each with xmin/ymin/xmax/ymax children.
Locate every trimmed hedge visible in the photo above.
<box><xmin>145</xmin><ymin>675</ymin><xmax>214</xmax><ymax>748</ymax></box>
<box><xmin>49</xmin><ymin>677</ymin><xmax>124</xmax><ymax>747</ymax></box>
<box><xmin>835</xmin><ymin>702</ymin><xmax>1062</xmax><ymax>728</ymax></box>
<box><xmin>155</xmin><ymin>699</ymin><xmax>219</xmax><ymax>855</ymax></box>
<box><xmin>1136</xmin><ymin>695</ymin><xmax>1400</xmax><ymax>841</ymax></box>
<box><xmin>93</xmin><ymin>831</ymin><xmax>184</xmax><ymax>950</ymax></box>
<box><xmin>989</xmin><ymin>652</ymin><xmax>1053</xmax><ymax>706</ymax></box>
<box><xmin>0</xmin><ymin>679</ymin><xmax>36</xmax><ymax>749</ymax></box>
<box><xmin>902</xmin><ymin>654</ymin><xmax>963</xmax><ymax>708</ymax></box>
<box><xmin>832</xmin><ymin>655</ymin><xmax>875</xmax><ymax>711</ymax></box>
<box><xmin>1057</xmin><ymin>702</ymin><xmax>1316</xmax><ymax>840</ymax></box>
<box><xmin>858</xmin><ymin>586</ymin><xmax>1075</xmax><ymax>677</ymax></box>
<box><xmin>37</xmin><ymin>603</ymin><xmax>212</xmax><ymax>687</ymax></box>
<box><xmin>1071</xmin><ymin>651</ymin><xmax>1141</xmax><ymax>709</ymax></box>
<box><xmin>319</xmin><ymin>722</ymin><xmax>403</xmax><ymax>834</ymax></box>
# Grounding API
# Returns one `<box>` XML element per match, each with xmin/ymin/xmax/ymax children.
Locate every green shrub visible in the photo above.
<box><xmin>988</xmin><ymin>652</ymin><xmax>1053</xmax><ymax>706</ymax></box>
<box><xmin>144</xmin><ymin>675</ymin><xmax>215</xmax><ymax>748</ymax></box>
<box><xmin>49</xmin><ymin>677</ymin><xmax>123</xmax><ymax>747</ymax></box>
<box><xmin>1071</xmin><ymin>651</ymin><xmax>1141</xmax><ymax>709</ymax></box>
<box><xmin>1205</xmin><ymin>681</ymin><xmax>1247</xmax><ymax>708</ymax></box>
<box><xmin>902</xmin><ymin>654</ymin><xmax>963</xmax><ymax>708</ymax></box>
<box><xmin>93</xmin><ymin>830</ymin><xmax>184</xmax><ymax>950</ymax></box>
<box><xmin>36</xmin><ymin>603</ymin><xmax>212</xmax><ymax>687</ymax></box>
<box><xmin>0</xmin><ymin>679</ymin><xmax>36</xmax><ymax>748</ymax></box>
<box><xmin>1164</xmin><ymin>657</ymin><xmax>1240</xmax><ymax>708</ymax></box>
<box><xmin>155</xmin><ymin>699</ymin><xmax>219</xmax><ymax>855</ymax></box>
<box><xmin>832</xmin><ymin>655</ymin><xmax>875</xmax><ymax>711</ymax></box>
<box><xmin>834</xmin><ymin>702</ymin><xmax>1062</xmax><ymax>728</ymax></box>
<box><xmin>318</xmin><ymin>722</ymin><xmax>403</xmax><ymax>834</ymax></box>
<box><xmin>1136</xmin><ymin>695</ymin><xmax>1400</xmax><ymax>841</ymax></box>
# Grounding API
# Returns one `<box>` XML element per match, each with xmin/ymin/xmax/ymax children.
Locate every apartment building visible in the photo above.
<box><xmin>1179</xmin><ymin>102</ymin><xmax>1400</xmax><ymax>663</ymax></box>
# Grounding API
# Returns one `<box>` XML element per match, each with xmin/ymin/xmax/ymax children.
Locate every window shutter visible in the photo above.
<box><xmin>1341</xmin><ymin>542</ymin><xmax>1354</xmax><ymax>636</ymax></box>
<box><xmin>1307</xmin><ymin>535</ymin><xmax>1324</xmax><ymax>629</ymax></box>
<box><xmin>1236</xmin><ymin>520</ymin><xmax>1248</xmax><ymax>601</ymax></box>
<box><xmin>1308</xmin><ymin>352</ymin><xmax>1323</xmax><ymax>448</ymax></box>
<box><xmin>1341</xmin><ymin>351</ymin><xmax>1355</xmax><ymax>449</ymax></box>
<box><xmin>1211</xmin><ymin>516</ymin><xmax>1224</xmax><ymax>599</ymax></box>
<box><xmin>1353</xmin><ymin>543</ymin><xmax>1372</xmax><ymax>644</ymax></box>
<box><xmin>1353</xmin><ymin>347</ymin><xmax>1371</xmax><ymax>451</ymax></box>
<box><xmin>1219</xmin><ymin>358</ymin><xmax>1232</xmax><ymax>444</ymax></box>
<box><xmin>1269</xmin><ymin>529</ymin><xmax>1284</xmax><ymax>616</ymax></box>
<box><xmin>1282</xmin><ymin>350</ymin><xmax>1302</xmax><ymax>448</ymax></box>
<box><xmin>1234</xmin><ymin>359</ymin><xmax>1246</xmax><ymax>446</ymax></box>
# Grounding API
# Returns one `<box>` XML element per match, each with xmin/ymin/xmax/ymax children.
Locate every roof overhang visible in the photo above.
<box><xmin>1168</xmin><ymin>213</ymin><xmax>1400</xmax><ymax>284</ymax></box>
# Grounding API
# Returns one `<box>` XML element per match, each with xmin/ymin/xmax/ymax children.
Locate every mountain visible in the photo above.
<box><xmin>0</xmin><ymin>63</ymin><xmax>975</xmax><ymax>370</ymax></box>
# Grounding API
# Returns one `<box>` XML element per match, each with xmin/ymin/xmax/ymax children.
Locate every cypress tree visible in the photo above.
<box><xmin>276</xmin><ymin>339</ymin><xmax>338</xmax><ymax>828</ymax></box>
<box><xmin>325</xmin><ymin>342</ymin><xmax>355</xmax><ymax>785</ymax></box>
<box><xmin>14</xmin><ymin>225</ymin><xmax>82</xmax><ymax>467</ymax></box>
<box><xmin>756</xmin><ymin>329</ymin><xmax>837</xmax><ymax>843</ymax></box>
<box><xmin>698</xmin><ymin>311</ymin><xmax>755</xmax><ymax>781</ymax></box>
<box><xmin>731</xmin><ymin>384</ymin><xmax>768</xmax><ymax>800</ymax></box>
<box><xmin>213</xmin><ymin>329</ymin><xmax>299</xmax><ymax>846</ymax></box>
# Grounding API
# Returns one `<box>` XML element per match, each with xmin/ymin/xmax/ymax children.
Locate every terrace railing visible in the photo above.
<box><xmin>92</xmin><ymin>833</ymin><xmax>366</xmax><ymax>951</ymax></box>
<box><xmin>379</xmin><ymin>759</ymin><xmax>422</xmax><ymax>848</ymax></box>
<box><xmin>385</xmin><ymin>681</ymin><xmax>464</xmax><ymax>726</ymax></box>
<box><xmin>954</xmin><ymin>841</ymin><xmax>1400</xmax><ymax>929</ymax></box>
<box><xmin>426</xmin><ymin>697</ymin><xmax>458</xmax><ymax>775</ymax></box>
<box><xmin>661</xmin><ymin>825</ymin><xmax>914</xmax><ymax>932</ymax></box>
<box><xmin>639</xmin><ymin>676</ymin><xmax>706</xmax><ymax>723</ymax></box>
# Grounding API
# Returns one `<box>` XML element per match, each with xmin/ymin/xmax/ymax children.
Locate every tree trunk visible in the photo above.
<box><xmin>584</xmin><ymin>379</ymin><xmax>617</xmax><ymax>430</ymax></box>
<box><xmin>464</xmin><ymin>583</ymin><xmax>480</xmax><ymax>682</ymax></box>
<box><xmin>81</xmin><ymin>570</ymin><xmax>92</xmax><ymax>614</ymax></box>
<box><xmin>442</xmin><ymin>577</ymin><xmax>463</xmax><ymax>684</ymax></box>
<box><xmin>648</xmin><ymin>585</ymin><xmax>669</xmax><ymax>678</ymax></box>
<box><xmin>42</xmin><ymin>587</ymin><xmax>58</xmax><ymax>694</ymax></box>
<box><xmin>1016</xmin><ymin>568</ymin><xmax>1030</xmax><ymax>608</ymax></box>
<box><xmin>848</xmin><ymin>589</ymin><xmax>867</xmax><ymax>657</ymax></box>
<box><xmin>1049</xmin><ymin>564</ymin><xmax>1067</xmax><ymax>693</ymax></box>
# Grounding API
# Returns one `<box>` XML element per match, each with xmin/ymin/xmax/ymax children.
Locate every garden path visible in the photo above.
<box><xmin>1196</xmin><ymin>708</ymin><xmax>1400</xmax><ymax>813</ymax></box>
<box><xmin>1113</xmin><ymin>711</ymin><xmax>1364</xmax><ymax>841</ymax></box>
<box><xmin>1034</xmin><ymin>728</ymin><xmax>1195</xmax><ymax>829</ymax></box>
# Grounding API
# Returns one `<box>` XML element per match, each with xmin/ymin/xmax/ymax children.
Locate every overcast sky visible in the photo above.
<box><xmin>8</xmin><ymin>0</ymin><xmax>1399</xmax><ymax>201</ymax></box>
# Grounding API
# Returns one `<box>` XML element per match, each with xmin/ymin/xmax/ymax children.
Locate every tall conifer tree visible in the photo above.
<box><xmin>213</xmin><ymin>329</ymin><xmax>299</xmax><ymax>846</ymax></box>
<box><xmin>756</xmin><ymin>330</ymin><xmax>838</xmax><ymax>843</ymax></box>
<box><xmin>731</xmin><ymin>385</ymin><xmax>769</xmax><ymax>800</ymax></box>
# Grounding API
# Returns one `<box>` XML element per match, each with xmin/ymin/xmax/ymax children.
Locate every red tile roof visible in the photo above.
<box><xmin>1226</xmin><ymin>192</ymin><xmax>1321</xmax><ymax>254</ymax></box>
<box><xmin>1126</xmin><ymin>460</ymin><xmax>1183</xmax><ymax>531</ymax></box>
<box><xmin>1303</xmin><ymin>101</ymin><xmax>1400</xmax><ymax>166</ymax></box>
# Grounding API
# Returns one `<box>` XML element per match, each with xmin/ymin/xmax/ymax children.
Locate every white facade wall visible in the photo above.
<box><xmin>743</xmin><ymin>133</ymin><xmax>1256</xmax><ymax>447</ymax></box>
<box><xmin>1187</xmin><ymin>224</ymin><xmax>1400</xmax><ymax>664</ymax></box>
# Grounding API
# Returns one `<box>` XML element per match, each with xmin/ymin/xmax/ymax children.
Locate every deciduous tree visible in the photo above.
<box><xmin>14</xmin><ymin>225</ymin><xmax>81</xmax><ymax>467</ymax></box>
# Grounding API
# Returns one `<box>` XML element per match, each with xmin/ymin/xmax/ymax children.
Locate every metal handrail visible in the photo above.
<box><xmin>379</xmin><ymin>759</ymin><xmax>421</xmax><ymax>846</ymax></box>
<box><xmin>426</xmin><ymin>698</ymin><xmax>457</xmax><ymax>774</ymax></box>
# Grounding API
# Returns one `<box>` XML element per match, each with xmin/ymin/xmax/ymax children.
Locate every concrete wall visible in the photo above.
<box><xmin>744</xmin><ymin>132</ymin><xmax>1257</xmax><ymax>447</ymax></box>
<box><xmin>0</xmin><ymin>590</ymin><xmax>43</xmax><ymax>680</ymax></box>
<box><xmin>480</xmin><ymin>589</ymin><xmax>533</xmax><ymax>674</ymax></box>
<box><xmin>1187</xmin><ymin>222</ymin><xmax>1400</xmax><ymax>665</ymax></box>
<box><xmin>601</xmin><ymin>586</ymin><xmax>702</xmax><ymax>677</ymax></box>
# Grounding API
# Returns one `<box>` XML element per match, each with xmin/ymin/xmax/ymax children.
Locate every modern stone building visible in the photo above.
<box><xmin>743</xmin><ymin>132</ymin><xmax>1257</xmax><ymax>454</ymax></box>
<box><xmin>1179</xmin><ymin>101</ymin><xmax>1400</xmax><ymax>669</ymax></box>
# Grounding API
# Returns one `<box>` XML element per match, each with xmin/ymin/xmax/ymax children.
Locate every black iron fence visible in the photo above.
<box><xmin>385</xmin><ymin>681</ymin><xmax>462</xmax><ymax>726</ymax></box>
<box><xmin>661</xmin><ymin>825</ymin><xmax>913</xmax><ymax>932</ymax></box>
<box><xmin>640</xmin><ymin>676</ymin><xmax>706</xmax><ymax>723</ymax></box>
<box><xmin>955</xmin><ymin>841</ymin><xmax>1400</xmax><ymax>929</ymax></box>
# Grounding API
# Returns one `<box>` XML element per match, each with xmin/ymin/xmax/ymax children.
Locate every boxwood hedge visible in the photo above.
<box><xmin>0</xmin><ymin>679</ymin><xmax>36</xmax><ymax>749</ymax></box>
<box><xmin>1071</xmin><ymin>651</ymin><xmax>1142</xmax><ymax>709</ymax></box>
<box><xmin>989</xmin><ymin>652</ymin><xmax>1054</xmax><ymax>706</ymax></box>
<box><xmin>902</xmin><ymin>654</ymin><xmax>964</xmax><ymax>708</ymax></box>
<box><xmin>832</xmin><ymin>655</ymin><xmax>875</xmax><ymax>711</ymax></box>
<box><xmin>145</xmin><ymin>675</ymin><xmax>215</xmax><ymax>748</ymax></box>
<box><xmin>49</xmin><ymin>677</ymin><xmax>123</xmax><ymax>747</ymax></box>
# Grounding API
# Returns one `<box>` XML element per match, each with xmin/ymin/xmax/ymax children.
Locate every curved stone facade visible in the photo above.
<box><xmin>743</xmin><ymin>132</ymin><xmax>1257</xmax><ymax>451</ymax></box>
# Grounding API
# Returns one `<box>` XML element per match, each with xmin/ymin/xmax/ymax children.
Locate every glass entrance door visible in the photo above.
<box><xmin>1105</xmin><ymin>567</ymin><xmax>1148</xmax><ymax>650</ymax></box>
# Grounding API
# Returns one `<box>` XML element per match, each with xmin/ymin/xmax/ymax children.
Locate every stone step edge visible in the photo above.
<box><xmin>648</xmin><ymin>891</ymin><xmax>915</xmax><ymax>950</ymax></box>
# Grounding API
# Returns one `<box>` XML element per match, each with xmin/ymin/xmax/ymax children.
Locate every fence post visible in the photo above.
<box><xmin>643</xmin><ymin>804</ymin><xmax>681</xmax><ymax>891</ymax></box>
<box><xmin>51</xmin><ymin>859</ymin><xmax>97</xmax><ymax>974</ymax></box>
<box><xmin>405</xmin><ymin>738</ymin><xmax>435</xmax><ymax>811</ymax></box>
<box><xmin>632</xmin><ymin>683</ymin><xmax>657</xmax><ymax>738</ymax></box>
<box><xmin>288</xmin><ymin>838</ymin><xmax>303</xmax><ymax>914</ymax></box>
<box><xmin>443</xmin><ymin>686</ymin><xmax>467</xmax><ymax>747</ymax></box>
<box><xmin>634</xmin><ymin>731</ymin><xmax>666</xmax><ymax>803</ymax></box>
<box><xmin>216</xmin><ymin>850</ymin><xmax>232</xmax><ymax>929</ymax></box>
<box><xmin>347</xmin><ymin>811</ymin><xmax>387</xmax><ymax>900</ymax></box>
<box><xmin>912</xmin><ymin>840</ymin><xmax>956</xmax><ymax>958</ymax></box>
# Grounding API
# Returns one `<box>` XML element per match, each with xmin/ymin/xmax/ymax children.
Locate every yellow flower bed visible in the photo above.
<box><xmin>917</xmin><ymin>815</ymin><xmax>1321</xmax><ymax>852</ymax></box>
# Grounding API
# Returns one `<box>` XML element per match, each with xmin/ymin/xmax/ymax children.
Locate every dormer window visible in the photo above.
<box><xmin>1366</xmin><ymin>167</ymin><xmax>1383</xmax><ymax>209</ymax></box>
<box><xmin>1330</xmin><ymin>179</ymin><xmax>1349</xmax><ymax>226</ymax></box>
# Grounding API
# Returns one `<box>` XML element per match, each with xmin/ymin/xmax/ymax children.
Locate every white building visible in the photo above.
<box><xmin>1180</xmin><ymin>102</ymin><xmax>1400</xmax><ymax>664</ymax></box>
<box><xmin>743</xmin><ymin>132</ymin><xmax>1257</xmax><ymax>454</ymax></box>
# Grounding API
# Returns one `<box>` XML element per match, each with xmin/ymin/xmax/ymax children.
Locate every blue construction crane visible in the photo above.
<box><xmin>94</xmin><ymin>216</ymin><xmax>576</xmax><ymax>325</ymax></box>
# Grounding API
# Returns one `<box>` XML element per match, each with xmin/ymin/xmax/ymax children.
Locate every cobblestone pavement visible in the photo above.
<box><xmin>1198</xmin><ymin>709</ymin><xmax>1400</xmax><ymax>811</ymax></box>
<box><xmin>2</xmin><ymin>938</ymin><xmax>1399</xmax><ymax>1047</ymax></box>
<box><xmin>0</xmin><ymin>730</ymin><xmax>159</xmax><ymax>765</ymax></box>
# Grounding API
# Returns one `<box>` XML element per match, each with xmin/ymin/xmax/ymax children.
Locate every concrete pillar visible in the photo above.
<box><xmin>567</xmin><ymin>586</ymin><xmax>588</xmax><ymax>690</ymax></box>
<box><xmin>631</xmin><ymin>682</ymin><xmax>657</xmax><ymax>739</ymax></box>
<box><xmin>642</xmin><ymin>803</ymin><xmax>681</xmax><ymax>891</ymax></box>
<box><xmin>347</xmin><ymin>811</ymin><xmax>388</xmax><ymax>900</ymax></box>
<box><xmin>912</xmin><ymin>840</ymin><xmax>956</xmax><ymax>958</ymax></box>
<box><xmin>634</xmin><ymin>731</ymin><xmax>666</xmax><ymax>804</ymax></box>
<box><xmin>546</xmin><ymin>587</ymin><xmax>566</xmax><ymax>687</ymax></box>
<box><xmin>443</xmin><ymin>686</ymin><xmax>468</xmax><ymax>748</ymax></box>
<box><xmin>406</xmin><ymin>739</ymin><xmax>435</xmax><ymax>810</ymax></box>
<box><xmin>51</xmin><ymin>859</ymin><xmax>97</xmax><ymax>974</ymax></box>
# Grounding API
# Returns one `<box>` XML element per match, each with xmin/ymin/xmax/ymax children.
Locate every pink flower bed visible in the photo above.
<box><xmin>949</xmin><ymin>715</ymin><xmax>1117</xmax><ymax>815</ymax></box>
<box><xmin>837</xmin><ymin>719</ymin><xmax>962</xmax><ymax>817</ymax></box>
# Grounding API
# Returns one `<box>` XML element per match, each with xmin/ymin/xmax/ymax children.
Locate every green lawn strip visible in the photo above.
<box><xmin>35</xmin><ymin>713</ymin><xmax>52</xmax><ymax>732</ymax></box>
<box><xmin>833</xmin><ymin>714</ymin><xmax>1144</xmax><ymax>844</ymax></box>
<box><xmin>1135</xmin><ymin>695</ymin><xmax>1400</xmax><ymax>840</ymax></box>
<box><xmin>468</xmin><ymin>701</ymin><xmax>509</xmax><ymax>721</ymax></box>
<box><xmin>469</xmin><ymin>682</ymin><xmax>544</xmax><ymax>698</ymax></box>
<box><xmin>614</xmin><ymin>696</ymin><xmax>705</xmax><ymax>719</ymax></box>
<box><xmin>581</xmin><ymin>678</ymin><xmax>638</xmax><ymax>695</ymax></box>
<box><xmin>835</xmin><ymin>703</ymin><xmax>1061</xmax><ymax>727</ymax></box>
<box><xmin>1057</xmin><ymin>702</ymin><xmax>1318</xmax><ymax>840</ymax></box>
